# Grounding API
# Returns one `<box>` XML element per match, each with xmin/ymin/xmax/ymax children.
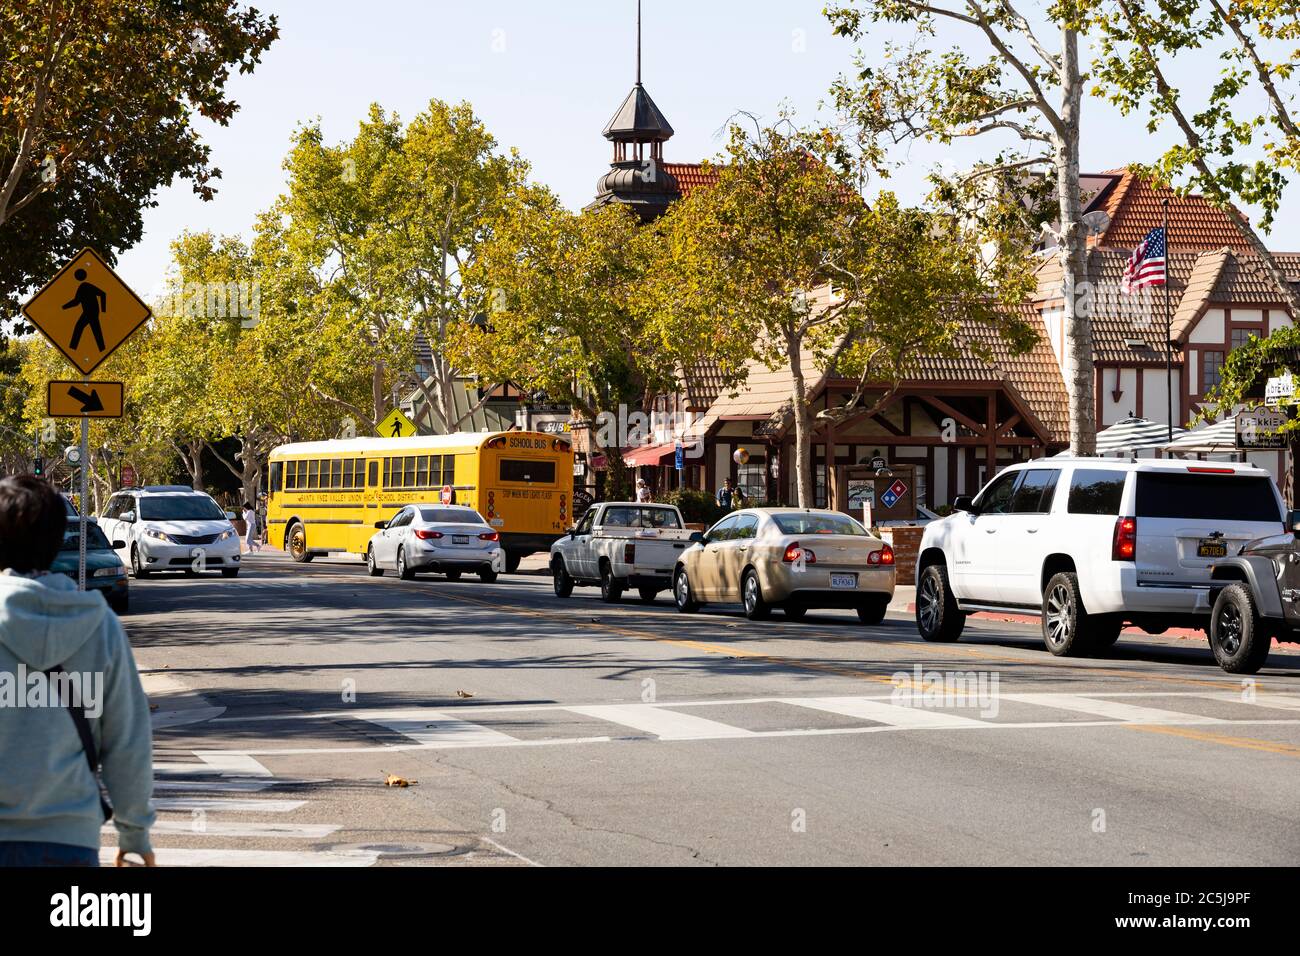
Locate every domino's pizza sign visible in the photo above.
<box><xmin>881</xmin><ymin>478</ymin><xmax>908</xmax><ymax>509</ymax></box>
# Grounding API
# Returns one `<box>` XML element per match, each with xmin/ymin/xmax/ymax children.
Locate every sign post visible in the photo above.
<box><xmin>22</xmin><ymin>248</ymin><xmax>149</xmax><ymax>591</ymax></box>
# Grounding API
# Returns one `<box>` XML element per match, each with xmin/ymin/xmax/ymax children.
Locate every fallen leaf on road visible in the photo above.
<box><xmin>149</xmin><ymin>704</ymin><xmax>159</xmax><ymax>711</ymax></box>
<box><xmin>382</xmin><ymin>773</ymin><xmax>417</xmax><ymax>788</ymax></box>
<box><xmin>456</xmin><ymin>690</ymin><xmax>473</xmax><ymax>699</ymax></box>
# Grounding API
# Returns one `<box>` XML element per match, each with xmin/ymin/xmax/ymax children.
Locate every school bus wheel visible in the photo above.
<box><xmin>286</xmin><ymin>522</ymin><xmax>313</xmax><ymax>563</ymax></box>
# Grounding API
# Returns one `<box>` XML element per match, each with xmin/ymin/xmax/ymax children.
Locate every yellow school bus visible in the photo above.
<box><xmin>266</xmin><ymin>431</ymin><xmax>574</xmax><ymax>571</ymax></box>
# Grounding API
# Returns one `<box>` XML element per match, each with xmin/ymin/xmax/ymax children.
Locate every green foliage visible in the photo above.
<box><xmin>0</xmin><ymin>0</ymin><xmax>278</xmax><ymax>321</ymax></box>
<box><xmin>657</xmin><ymin>487</ymin><xmax>725</xmax><ymax>525</ymax></box>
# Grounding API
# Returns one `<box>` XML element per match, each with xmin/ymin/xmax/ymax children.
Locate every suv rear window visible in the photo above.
<box><xmin>1135</xmin><ymin>473</ymin><xmax>1281</xmax><ymax>522</ymax></box>
<box><xmin>1067</xmin><ymin>469</ymin><xmax>1126</xmax><ymax>516</ymax></box>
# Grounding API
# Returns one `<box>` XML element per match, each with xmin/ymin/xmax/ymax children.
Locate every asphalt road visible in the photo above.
<box><xmin>114</xmin><ymin>550</ymin><xmax>1300</xmax><ymax>867</ymax></box>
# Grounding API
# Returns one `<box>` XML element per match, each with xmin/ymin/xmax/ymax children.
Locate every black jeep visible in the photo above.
<box><xmin>1207</xmin><ymin>508</ymin><xmax>1300</xmax><ymax>673</ymax></box>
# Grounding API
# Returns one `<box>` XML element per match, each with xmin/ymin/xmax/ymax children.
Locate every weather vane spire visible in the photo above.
<box><xmin>636</xmin><ymin>0</ymin><xmax>642</xmax><ymax>85</ymax></box>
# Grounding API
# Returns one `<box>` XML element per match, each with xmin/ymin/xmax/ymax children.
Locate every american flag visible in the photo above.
<box><xmin>1121</xmin><ymin>226</ymin><xmax>1166</xmax><ymax>294</ymax></box>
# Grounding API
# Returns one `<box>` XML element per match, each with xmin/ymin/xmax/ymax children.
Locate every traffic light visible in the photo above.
<box><xmin>33</xmin><ymin>457</ymin><xmax>44</xmax><ymax>478</ymax></box>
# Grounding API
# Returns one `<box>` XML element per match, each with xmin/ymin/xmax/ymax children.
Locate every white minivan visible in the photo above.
<box><xmin>915</xmin><ymin>458</ymin><xmax>1286</xmax><ymax>655</ymax></box>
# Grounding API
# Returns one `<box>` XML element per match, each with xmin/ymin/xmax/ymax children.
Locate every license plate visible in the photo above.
<box><xmin>830</xmin><ymin>573</ymin><xmax>857</xmax><ymax>589</ymax></box>
<box><xmin>452</xmin><ymin>535</ymin><xmax>469</xmax><ymax>545</ymax></box>
<box><xmin>1197</xmin><ymin>539</ymin><xmax>1228</xmax><ymax>558</ymax></box>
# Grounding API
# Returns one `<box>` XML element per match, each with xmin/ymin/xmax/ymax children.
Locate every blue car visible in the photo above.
<box><xmin>51</xmin><ymin>519</ymin><xmax>130</xmax><ymax>614</ymax></box>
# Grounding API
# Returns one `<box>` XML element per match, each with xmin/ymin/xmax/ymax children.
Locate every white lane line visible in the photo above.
<box><xmin>193</xmin><ymin>752</ymin><xmax>273</xmax><ymax>776</ymax></box>
<box><xmin>564</xmin><ymin>704</ymin><xmax>757</xmax><ymax>740</ymax></box>
<box><xmin>152</xmin><ymin>706</ymin><xmax>226</xmax><ymax>729</ymax></box>
<box><xmin>153</xmin><ymin>797</ymin><xmax>306</xmax><ymax>813</ymax></box>
<box><xmin>1219</xmin><ymin>693</ymin><xmax>1300</xmax><ymax>712</ymax></box>
<box><xmin>782</xmin><ymin>696</ymin><xmax>991</xmax><ymax>729</ymax></box>
<box><xmin>361</xmin><ymin>710</ymin><xmax>519</xmax><ymax>747</ymax></box>
<box><xmin>105</xmin><ymin>820</ymin><xmax>340</xmax><ymax>839</ymax></box>
<box><xmin>99</xmin><ymin>847</ymin><xmax>376</xmax><ymax>867</ymax></box>
<box><xmin>482</xmin><ymin>837</ymin><xmax>543</xmax><ymax>867</ymax></box>
<box><xmin>1000</xmin><ymin>693</ymin><xmax>1224</xmax><ymax>724</ymax></box>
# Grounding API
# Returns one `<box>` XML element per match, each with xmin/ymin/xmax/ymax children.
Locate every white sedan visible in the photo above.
<box><xmin>367</xmin><ymin>504</ymin><xmax>504</xmax><ymax>582</ymax></box>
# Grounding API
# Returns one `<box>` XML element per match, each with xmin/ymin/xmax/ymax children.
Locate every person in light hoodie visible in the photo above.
<box><xmin>0</xmin><ymin>475</ymin><xmax>155</xmax><ymax>866</ymax></box>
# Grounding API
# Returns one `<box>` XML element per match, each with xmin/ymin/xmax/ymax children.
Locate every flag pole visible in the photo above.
<box><xmin>1170</xmin><ymin>197</ymin><xmax>1180</xmax><ymax>447</ymax></box>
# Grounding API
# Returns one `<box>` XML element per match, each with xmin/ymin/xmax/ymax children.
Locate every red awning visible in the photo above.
<box><xmin>622</xmin><ymin>441</ymin><xmax>679</xmax><ymax>467</ymax></box>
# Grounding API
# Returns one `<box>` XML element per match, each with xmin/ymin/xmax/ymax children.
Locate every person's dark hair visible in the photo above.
<box><xmin>0</xmin><ymin>475</ymin><xmax>67</xmax><ymax>573</ymax></box>
<box><xmin>242</xmin><ymin>501</ymin><xmax>252</xmax><ymax>510</ymax></box>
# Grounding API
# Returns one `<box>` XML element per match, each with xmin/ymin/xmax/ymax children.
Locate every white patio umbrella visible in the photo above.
<box><xmin>1095</xmin><ymin>417</ymin><xmax>1186</xmax><ymax>455</ymax></box>
<box><xmin>1162</xmin><ymin>416</ymin><xmax>1239</xmax><ymax>454</ymax></box>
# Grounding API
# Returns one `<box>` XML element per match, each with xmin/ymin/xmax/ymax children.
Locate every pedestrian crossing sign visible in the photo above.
<box><xmin>377</xmin><ymin>407</ymin><xmax>418</xmax><ymax>438</ymax></box>
<box><xmin>22</xmin><ymin>248</ymin><xmax>151</xmax><ymax>375</ymax></box>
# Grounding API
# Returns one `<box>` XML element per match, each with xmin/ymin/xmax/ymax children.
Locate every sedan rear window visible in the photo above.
<box><xmin>771</xmin><ymin>513</ymin><xmax>868</xmax><ymax>536</ymax></box>
<box><xmin>418</xmin><ymin>508</ymin><xmax>485</xmax><ymax>524</ymax></box>
<box><xmin>1135</xmin><ymin>473</ymin><xmax>1281</xmax><ymax>522</ymax></box>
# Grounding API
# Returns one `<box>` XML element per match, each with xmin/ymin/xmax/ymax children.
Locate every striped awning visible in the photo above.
<box><xmin>1095</xmin><ymin>417</ymin><xmax>1185</xmax><ymax>454</ymax></box>
<box><xmin>1163</xmin><ymin>417</ymin><xmax>1239</xmax><ymax>453</ymax></box>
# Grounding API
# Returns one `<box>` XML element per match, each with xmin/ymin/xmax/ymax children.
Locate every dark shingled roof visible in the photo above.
<box><xmin>602</xmin><ymin>84</ymin><xmax>674</xmax><ymax>142</ymax></box>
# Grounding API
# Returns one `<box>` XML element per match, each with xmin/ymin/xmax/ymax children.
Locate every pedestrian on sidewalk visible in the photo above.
<box><xmin>635</xmin><ymin>478</ymin><xmax>652</xmax><ymax>503</ymax></box>
<box><xmin>717</xmin><ymin>477</ymin><xmax>735</xmax><ymax>511</ymax></box>
<box><xmin>0</xmin><ymin>475</ymin><xmax>155</xmax><ymax>867</ymax></box>
<box><xmin>242</xmin><ymin>500</ymin><xmax>260</xmax><ymax>553</ymax></box>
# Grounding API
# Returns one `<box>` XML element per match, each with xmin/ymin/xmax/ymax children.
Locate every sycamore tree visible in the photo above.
<box><xmin>826</xmin><ymin>0</ymin><xmax>1098</xmax><ymax>454</ymax></box>
<box><xmin>270</xmin><ymin>101</ymin><xmax>524</xmax><ymax>432</ymax></box>
<box><xmin>447</xmin><ymin>190</ymin><xmax>744</xmax><ymax>500</ymax></box>
<box><xmin>0</xmin><ymin>0</ymin><xmax>277</xmax><ymax>321</ymax></box>
<box><xmin>656</xmin><ymin>117</ymin><xmax>1035</xmax><ymax>508</ymax></box>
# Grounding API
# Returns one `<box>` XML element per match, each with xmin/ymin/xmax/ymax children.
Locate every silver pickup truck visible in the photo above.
<box><xmin>550</xmin><ymin>502</ymin><xmax>697</xmax><ymax>603</ymax></box>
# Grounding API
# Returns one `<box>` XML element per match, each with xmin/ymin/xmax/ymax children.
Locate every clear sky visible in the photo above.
<box><xmin>117</xmin><ymin>0</ymin><xmax>1300</xmax><ymax>298</ymax></box>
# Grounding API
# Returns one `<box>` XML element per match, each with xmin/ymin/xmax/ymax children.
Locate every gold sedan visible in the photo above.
<box><xmin>673</xmin><ymin>508</ymin><xmax>896</xmax><ymax>624</ymax></box>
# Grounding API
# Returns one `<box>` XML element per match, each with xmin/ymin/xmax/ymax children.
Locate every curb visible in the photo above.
<box><xmin>904</xmin><ymin>603</ymin><xmax>1208</xmax><ymax>640</ymax></box>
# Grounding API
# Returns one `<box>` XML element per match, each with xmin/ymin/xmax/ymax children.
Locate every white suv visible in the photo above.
<box><xmin>99</xmin><ymin>486</ymin><xmax>242</xmax><ymax>578</ymax></box>
<box><xmin>915</xmin><ymin>458</ymin><xmax>1286</xmax><ymax>656</ymax></box>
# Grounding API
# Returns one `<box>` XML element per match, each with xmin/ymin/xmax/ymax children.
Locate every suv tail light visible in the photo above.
<box><xmin>414</xmin><ymin>529</ymin><xmax>443</xmax><ymax>540</ymax></box>
<box><xmin>478</xmin><ymin>531</ymin><xmax>499</xmax><ymax>542</ymax></box>
<box><xmin>1112</xmin><ymin>517</ymin><xmax>1137</xmax><ymax>561</ymax></box>
<box><xmin>867</xmin><ymin>544</ymin><xmax>895</xmax><ymax>566</ymax></box>
<box><xmin>782</xmin><ymin>542</ymin><xmax>815</xmax><ymax>564</ymax></box>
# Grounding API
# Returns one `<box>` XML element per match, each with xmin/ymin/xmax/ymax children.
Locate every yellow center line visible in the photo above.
<box><xmin>1125</xmin><ymin>724</ymin><xmax>1300</xmax><ymax>758</ymax></box>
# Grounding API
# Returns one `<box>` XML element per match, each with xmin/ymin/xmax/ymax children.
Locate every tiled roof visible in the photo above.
<box><xmin>1171</xmin><ymin>248</ymin><xmax>1230</xmax><ymax>342</ymax></box>
<box><xmin>663</xmin><ymin>162</ymin><xmax>719</xmax><ymax>199</ymax></box>
<box><xmin>681</xmin><ymin>360</ymin><xmax>730</xmax><ymax>411</ymax></box>
<box><xmin>1089</xmin><ymin>169</ymin><xmax>1252</xmax><ymax>252</ymax></box>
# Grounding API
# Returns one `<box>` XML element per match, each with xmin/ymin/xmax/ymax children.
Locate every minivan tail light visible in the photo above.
<box><xmin>414</xmin><ymin>529</ymin><xmax>443</xmax><ymax>540</ymax></box>
<box><xmin>782</xmin><ymin>542</ymin><xmax>815</xmax><ymax>564</ymax></box>
<box><xmin>1112</xmin><ymin>517</ymin><xmax>1137</xmax><ymax>561</ymax></box>
<box><xmin>867</xmin><ymin>544</ymin><xmax>895</xmax><ymax>566</ymax></box>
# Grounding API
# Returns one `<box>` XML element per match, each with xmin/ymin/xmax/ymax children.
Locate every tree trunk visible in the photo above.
<box><xmin>372</xmin><ymin>362</ymin><xmax>386</xmax><ymax>424</ymax></box>
<box><xmin>789</xmin><ymin>335</ymin><xmax>814</xmax><ymax>508</ymax></box>
<box><xmin>185</xmin><ymin>440</ymin><xmax>205</xmax><ymax>492</ymax></box>
<box><xmin>1055</xmin><ymin>27</ymin><xmax>1095</xmax><ymax>456</ymax></box>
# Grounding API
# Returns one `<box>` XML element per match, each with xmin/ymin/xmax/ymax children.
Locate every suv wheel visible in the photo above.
<box><xmin>552</xmin><ymin>560</ymin><xmax>574</xmax><ymax>598</ymax></box>
<box><xmin>674</xmin><ymin>567</ymin><xmax>699</xmax><ymax>613</ymax></box>
<box><xmin>916</xmin><ymin>564</ymin><xmax>963</xmax><ymax>642</ymax></box>
<box><xmin>1042</xmin><ymin>572</ymin><xmax>1110</xmax><ymax>657</ymax></box>
<box><xmin>130</xmin><ymin>546</ymin><xmax>151</xmax><ymax>579</ymax></box>
<box><xmin>742</xmin><ymin>570</ymin><xmax>771</xmax><ymax>620</ymax></box>
<box><xmin>1210</xmin><ymin>583</ymin><xmax>1273</xmax><ymax>674</ymax></box>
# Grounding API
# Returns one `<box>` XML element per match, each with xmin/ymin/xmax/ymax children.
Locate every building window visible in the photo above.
<box><xmin>1201</xmin><ymin>350</ymin><xmax>1225</xmax><ymax>393</ymax></box>
<box><xmin>1231</xmin><ymin>328</ymin><xmax>1258</xmax><ymax>350</ymax></box>
<box><xmin>737</xmin><ymin>461</ymin><xmax>765</xmax><ymax>502</ymax></box>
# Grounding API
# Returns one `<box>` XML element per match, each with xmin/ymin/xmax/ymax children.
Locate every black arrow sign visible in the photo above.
<box><xmin>66</xmin><ymin>386</ymin><xmax>103</xmax><ymax>414</ymax></box>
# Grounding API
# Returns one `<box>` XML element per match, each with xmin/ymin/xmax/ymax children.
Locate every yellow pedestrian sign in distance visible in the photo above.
<box><xmin>22</xmin><ymin>248</ymin><xmax>152</xmax><ymax>375</ymax></box>
<box><xmin>47</xmin><ymin>380</ymin><xmax>124</xmax><ymax>418</ymax></box>
<box><xmin>377</xmin><ymin>407</ymin><xmax>418</xmax><ymax>438</ymax></box>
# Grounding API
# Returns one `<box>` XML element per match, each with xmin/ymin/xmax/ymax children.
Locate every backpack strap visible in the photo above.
<box><xmin>44</xmin><ymin>667</ymin><xmax>114</xmax><ymax>822</ymax></box>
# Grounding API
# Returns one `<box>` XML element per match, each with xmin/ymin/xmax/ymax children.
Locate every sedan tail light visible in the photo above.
<box><xmin>1112</xmin><ymin>517</ymin><xmax>1136</xmax><ymax>561</ymax></box>
<box><xmin>478</xmin><ymin>531</ymin><xmax>499</xmax><ymax>542</ymax></box>
<box><xmin>782</xmin><ymin>542</ymin><xmax>815</xmax><ymax>564</ymax></box>
<box><xmin>414</xmin><ymin>529</ymin><xmax>444</xmax><ymax>540</ymax></box>
<box><xmin>867</xmin><ymin>544</ymin><xmax>895</xmax><ymax>566</ymax></box>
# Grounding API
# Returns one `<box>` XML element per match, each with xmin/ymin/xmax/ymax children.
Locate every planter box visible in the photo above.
<box><xmin>878</xmin><ymin>525</ymin><xmax>924</xmax><ymax>581</ymax></box>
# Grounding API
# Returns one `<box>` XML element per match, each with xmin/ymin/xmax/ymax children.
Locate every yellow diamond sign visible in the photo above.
<box><xmin>22</xmin><ymin>248</ymin><xmax>151</xmax><ymax>376</ymax></box>
<box><xmin>377</xmin><ymin>407</ymin><xmax>417</xmax><ymax>438</ymax></box>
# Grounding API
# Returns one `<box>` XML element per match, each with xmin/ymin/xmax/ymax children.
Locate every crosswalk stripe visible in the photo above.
<box><xmin>108</xmin><ymin>820</ymin><xmax>340</xmax><ymax>839</ymax></box>
<box><xmin>362</xmin><ymin>709</ymin><xmax>519</xmax><ymax>747</ymax></box>
<box><xmin>193</xmin><ymin>752</ymin><xmax>273</xmax><ymax>776</ymax></box>
<box><xmin>153</xmin><ymin>779</ymin><xmax>275</xmax><ymax>793</ymax></box>
<box><xmin>781</xmin><ymin>696</ymin><xmax>991</xmax><ymax>729</ymax></box>
<box><xmin>565</xmin><ymin>704</ymin><xmax>757</xmax><ymax>740</ymax></box>
<box><xmin>153</xmin><ymin>797</ymin><xmax>306</xmax><ymax>813</ymax></box>
<box><xmin>100</xmin><ymin>847</ymin><xmax>376</xmax><ymax>867</ymax></box>
<box><xmin>999</xmin><ymin>693</ymin><xmax>1223</xmax><ymax>724</ymax></box>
